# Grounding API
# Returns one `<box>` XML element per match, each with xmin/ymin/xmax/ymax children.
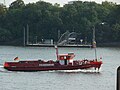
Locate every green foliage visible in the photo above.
<box><xmin>0</xmin><ymin>28</ymin><xmax>12</xmax><ymax>42</ymax></box>
<box><xmin>0</xmin><ymin>0</ymin><xmax>120</xmax><ymax>45</ymax></box>
<box><xmin>0</xmin><ymin>4</ymin><xmax>7</xmax><ymax>15</ymax></box>
<box><xmin>111</xmin><ymin>23</ymin><xmax>120</xmax><ymax>41</ymax></box>
<box><xmin>9</xmin><ymin>0</ymin><xmax>25</xmax><ymax>9</ymax></box>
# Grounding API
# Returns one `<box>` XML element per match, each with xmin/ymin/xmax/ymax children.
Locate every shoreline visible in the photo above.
<box><xmin>97</xmin><ymin>42</ymin><xmax>120</xmax><ymax>47</ymax></box>
<box><xmin>0</xmin><ymin>42</ymin><xmax>120</xmax><ymax>47</ymax></box>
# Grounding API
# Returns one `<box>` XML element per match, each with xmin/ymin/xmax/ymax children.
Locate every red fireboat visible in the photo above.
<box><xmin>4</xmin><ymin>46</ymin><xmax>102</xmax><ymax>71</ymax></box>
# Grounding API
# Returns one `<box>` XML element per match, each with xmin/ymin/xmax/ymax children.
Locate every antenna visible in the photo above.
<box><xmin>92</xmin><ymin>25</ymin><xmax>97</xmax><ymax>61</ymax></box>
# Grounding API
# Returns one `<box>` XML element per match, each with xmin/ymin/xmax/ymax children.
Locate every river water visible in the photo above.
<box><xmin>0</xmin><ymin>46</ymin><xmax>119</xmax><ymax>90</ymax></box>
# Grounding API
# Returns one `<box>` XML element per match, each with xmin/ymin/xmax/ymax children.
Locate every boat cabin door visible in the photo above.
<box><xmin>59</xmin><ymin>56</ymin><xmax>69</xmax><ymax>65</ymax></box>
<box><xmin>64</xmin><ymin>56</ymin><xmax>67</xmax><ymax>65</ymax></box>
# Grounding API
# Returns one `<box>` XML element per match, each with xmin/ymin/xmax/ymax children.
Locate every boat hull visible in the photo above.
<box><xmin>4</xmin><ymin>61</ymin><xmax>102</xmax><ymax>71</ymax></box>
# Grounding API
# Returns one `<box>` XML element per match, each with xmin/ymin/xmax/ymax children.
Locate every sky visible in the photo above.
<box><xmin>0</xmin><ymin>0</ymin><xmax>120</xmax><ymax>7</ymax></box>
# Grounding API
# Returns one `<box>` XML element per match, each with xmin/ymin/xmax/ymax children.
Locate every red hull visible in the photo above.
<box><xmin>4</xmin><ymin>60</ymin><xmax>102</xmax><ymax>71</ymax></box>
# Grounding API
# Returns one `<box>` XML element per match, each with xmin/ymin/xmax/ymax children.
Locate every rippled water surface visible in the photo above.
<box><xmin>0</xmin><ymin>46</ymin><xmax>120</xmax><ymax>90</ymax></box>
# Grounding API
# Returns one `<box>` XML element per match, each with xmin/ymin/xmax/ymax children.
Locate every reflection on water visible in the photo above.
<box><xmin>0</xmin><ymin>46</ymin><xmax>119</xmax><ymax>90</ymax></box>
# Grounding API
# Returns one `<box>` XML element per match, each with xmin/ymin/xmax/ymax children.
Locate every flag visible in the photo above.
<box><xmin>14</xmin><ymin>57</ymin><xmax>19</xmax><ymax>60</ymax></box>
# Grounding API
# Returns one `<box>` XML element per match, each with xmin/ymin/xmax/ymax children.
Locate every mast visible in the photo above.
<box><xmin>58</xmin><ymin>30</ymin><xmax>60</xmax><ymax>40</ymax></box>
<box><xmin>23</xmin><ymin>27</ymin><xmax>26</xmax><ymax>46</ymax></box>
<box><xmin>55</xmin><ymin>45</ymin><xmax>59</xmax><ymax>60</ymax></box>
<box><xmin>26</xmin><ymin>24</ymin><xmax>29</xmax><ymax>45</ymax></box>
<box><xmin>92</xmin><ymin>25</ymin><xmax>97</xmax><ymax>61</ymax></box>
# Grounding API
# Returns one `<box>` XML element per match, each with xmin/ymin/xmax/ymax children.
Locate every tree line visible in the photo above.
<box><xmin>0</xmin><ymin>0</ymin><xmax>120</xmax><ymax>45</ymax></box>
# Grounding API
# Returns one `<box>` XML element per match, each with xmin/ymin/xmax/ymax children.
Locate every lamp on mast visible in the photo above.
<box><xmin>92</xmin><ymin>22</ymin><xmax>105</xmax><ymax>61</ymax></box>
